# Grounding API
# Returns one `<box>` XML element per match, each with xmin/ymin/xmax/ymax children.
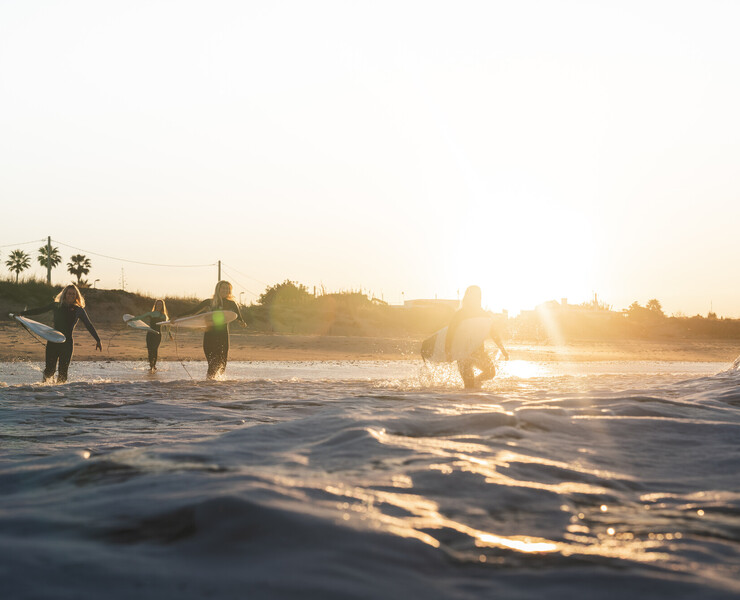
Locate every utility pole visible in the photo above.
<box><xmin>218</xmin><ymin>260</ymin><xmax>221</xmax><ymax>282</ymax></box>
<box><xmin>120</xmin><ymin>268</ymin><xmax>126</xmax><ymax>291</ymax></box>
<box><xmin>46</xmin><ymin>236</ymin><xmax>52</xmax><ymax>285</ymax></box>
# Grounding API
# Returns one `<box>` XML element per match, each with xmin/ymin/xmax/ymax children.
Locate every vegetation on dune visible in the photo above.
<box><xmin>243</xmin><ymin>280</ymin><xmax>451</xmax><ymax>336</ymax></box>
<box><xmin>0</xmin><ymin>278</ymin><xmax>63</xmax><ymax>306</ymax></box>
<box><xmin>0</xmin><ymin>279</ymin><xmax>202</xmax><ymax>326</ymax></box>
<box><xmin>513</xmin><ymin>298</ymin><xmax>740</xmax><ymax>341</ymax></box>
<box><xmin>0</xmin><ymin>279</ymin><xmax>454</xmax><ymax>337</ymax></box>
<box><xmin>1</xmin><ymin>279</ymin><xmax>740</xmax><ymax>341</ymax></box>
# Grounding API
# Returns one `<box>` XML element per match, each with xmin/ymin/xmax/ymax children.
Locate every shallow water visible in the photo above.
<box><xmin>1</xmin><ymin>359</ymin><xmax>739</xmax><ymax>599</ymax></box>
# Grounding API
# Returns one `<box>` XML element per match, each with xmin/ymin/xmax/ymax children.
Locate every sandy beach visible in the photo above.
<box><xmin>1</xmin><ymin>322</ymin><xmax>738</xmax><ymax>363</ymax></box>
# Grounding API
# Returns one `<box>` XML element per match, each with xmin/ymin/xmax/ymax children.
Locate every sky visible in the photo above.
<box><xmin>1</xmin><ymin>0</ymin><xmax>739</xmax><ymax>316</ymax></box>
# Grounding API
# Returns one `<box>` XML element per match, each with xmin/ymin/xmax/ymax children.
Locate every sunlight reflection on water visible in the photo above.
<box><xmin>1</xmin><ymin>359</ymin><xmax>739</xmax><ymax>598</ymax></box>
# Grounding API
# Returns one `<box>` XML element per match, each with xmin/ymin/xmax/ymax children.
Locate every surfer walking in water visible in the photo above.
<box><xmin>175</xmin><ymin>280</ymin><xmax>246</xmax><ymax>379</ymax></box>
<box><xmin>12</xmin><ymin>284</ymin><xmax>102</xmax><ymax>383</ymax></box>
<box><xmin>446</xmin><ymin>285</ymin><xmax>509</xmax><ymax>389</ymax></box>
<box><xmin>129</xmin><ymin>299</ymin><xmax>170</xmax><ymax>373</ymax></box>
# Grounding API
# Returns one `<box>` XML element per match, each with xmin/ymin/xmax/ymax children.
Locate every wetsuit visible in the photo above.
<box><xmin>19</xmin><ymin>302</ymin><xmax>101</xmax><ymax>383</ymax></box>
<box><xmin>131</xmin><ymin>311</ymin><xmax>167</xmax><ymax>370</ymax></box>
<box><xmin>445</xmin><ymin>306</ymin><xmax>499</xmax><ymax>389</ymax></box>
<box><xmin>178</xmin><ymin>299</ymin><xmax>245</xmax><ymax>379</ymax></box>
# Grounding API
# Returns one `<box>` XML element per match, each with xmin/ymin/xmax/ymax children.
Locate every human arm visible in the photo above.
<box><xmin>174</xmin><ymin>300</ymin><xmax>210</xmax><ymax>319</ymax></box>
<box><xmin>15</xmin><ymin>303</ymin><xmax>56</xmax><ymax>317</ymax></box>
<box><xmin>77</xmin><ymin>307</ymin><xmax>102</xmax><ymax>351</ymax></box>
<box><xmin>229</xmin><ymin>299</ymin><xmax>247</xmax><ymax>328</ymax></box>
<box><xmin>130</xmin><ymin>311</ymin><xmax>156</xmax><ymax>322</ymax></box>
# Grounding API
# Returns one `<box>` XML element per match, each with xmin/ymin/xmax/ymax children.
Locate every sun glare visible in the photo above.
<box><xmin>498</xmin><ymin>359</ymin><xmax>546</xmax><ymax>379</ymax></box>
<box><xmin>446</xmin><ymin>199</ymin><xmax>597</xmax><ymax>315</ymax></box>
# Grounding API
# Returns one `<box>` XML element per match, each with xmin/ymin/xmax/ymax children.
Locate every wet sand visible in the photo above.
<box><xmin>0</xmin><ymin>323</ymin><xmax>737</xmax><ymax>363</ymax></box>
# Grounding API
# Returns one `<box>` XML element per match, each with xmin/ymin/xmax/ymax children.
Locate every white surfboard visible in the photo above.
<box><xmin>159</xmin><ymin>310</ymin><xmax>238</xmax><ymax>329</ymax></box>
<box><xmin>123</xmin><ymin>314</ymin><xmax>158</xmax><ymax>334</ymax></box>
<box><xmin>421</xmin><ymin>317</ymin><xmax>494</xmax><ymax>362</ymax></box>
<box><xmin>12</xmin><ymin>314</ymin><xmax>66</xmax><ymax>343</ymax></box>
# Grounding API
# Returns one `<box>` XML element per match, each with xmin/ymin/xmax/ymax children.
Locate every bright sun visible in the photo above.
<box><xmin>445</xmin><ymin>203</ymin><xmax>596</xmax><ymax>315</ymax></box>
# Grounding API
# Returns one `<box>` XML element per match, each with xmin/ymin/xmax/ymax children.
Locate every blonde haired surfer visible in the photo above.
<box><xmin>129</xmin><ymin>299</ymin><xmax>170</xmax><ymax>373</ymax></box>
<box><xmin>174</xmin><ymin>281</ymin><xmax>246</xmax><ymax>379</ymax></box>
<box><xmin>445</xmin><ymin>285</ymin><xmax>509</xmax><ymax>389</ymax></box>
<box><xmin>12</xmin><ymin>284</ymin><xmax>101</xmax><ymax>383</ymax></box>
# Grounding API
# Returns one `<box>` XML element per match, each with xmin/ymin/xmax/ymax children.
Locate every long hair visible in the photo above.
<box><xmin>211</xmin><ymin>280</ymin><xmax>234</xmax><ymax>309</ymax></box>
<box><xmin>54</xmin><ymin>284</ymin><xmax>85</xmax><ymax>308</ymax></box>
<box><xmin>152</xmin><ymin>299</ymin><xmax>169</xmax><ymax>320</ymax></box>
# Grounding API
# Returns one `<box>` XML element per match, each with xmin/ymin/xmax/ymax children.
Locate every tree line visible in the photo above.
<box><xmin>514</xmin><ymin>297</ymin><xmax>740</xmax><ymax>341</ymax></box>
<box><xmin>3</xmin><ymin>245</ymin><xmax>92</xmax><ymax>286</ymax></box>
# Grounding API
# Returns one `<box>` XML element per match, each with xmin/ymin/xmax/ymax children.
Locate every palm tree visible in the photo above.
<box><xmin>6</xmin><ymin>249</ymin><xmax>31</xmax><ymax>283</ymax></box>
<box><xmin>67</xmin><ymin>254</ymin><xmax>92</xmax><ymax>286</ymax></box>
<box><xmin>37</xmin><ymin>245</ymin><xmax>62</xmax><ymax>271</ymax></box>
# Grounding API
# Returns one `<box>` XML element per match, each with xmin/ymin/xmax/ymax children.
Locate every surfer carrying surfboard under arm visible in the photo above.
<box><xmin>128</xmin><ymin>299</ymin><xmax>171</xmax><ymax>373</ymax></box>
<box><xmin>12</xmin><ymin>284</ymin><xmax>102</xmax><ymax>383</ymax></box>
<box><xmin>174</xmin><ymin>280</ymin><xmax>246</xmax><ymax>379</ymax></box>
<box><xmin>446</xmin><ymin>285</ymin><xmax>509</xmax><ymax>389</ymax></box>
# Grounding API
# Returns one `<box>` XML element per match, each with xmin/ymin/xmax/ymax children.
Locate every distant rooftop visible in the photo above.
<box><xmin>403</xmin><ymin>299</ymin><xmax>459</xmax><ymax>309</ymax></box>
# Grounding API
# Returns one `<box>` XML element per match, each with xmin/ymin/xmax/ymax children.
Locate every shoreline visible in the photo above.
<box><xmin>0</xmin><ymin>324</ymin><xmax>737</xmax><ymax>363</ymax></box>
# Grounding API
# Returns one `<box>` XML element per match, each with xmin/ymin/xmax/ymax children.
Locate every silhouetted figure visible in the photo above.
<box><xmin>445</xmin><ymin>285</ymin><xmax>509</xmax><ymax>389</ymax></box>
<box><xmin>130</xmin><ymin>299</ymin><xmax>170</xmax><ymax>372</ymax></box>
<box><xmin>176</xmin><ymin>281</ymin><xmax>246</xmax><ymax>379</ymax></box>
<box><xmin>14</xmin><ymin>284</ymin><xmax>102</xmax><ymax>383</ymax></box>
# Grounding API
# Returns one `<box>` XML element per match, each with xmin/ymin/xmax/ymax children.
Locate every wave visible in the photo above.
<box><xmin>1</xmin><ymin>362</ymin><xmax>739</xmax><ymax>598</ymax></box>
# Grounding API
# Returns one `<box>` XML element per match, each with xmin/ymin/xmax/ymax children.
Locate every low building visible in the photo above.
<box><xmin>404</xmin><ymin>299</ymin><xmax>460</xmax><ymax>310</ymax></box>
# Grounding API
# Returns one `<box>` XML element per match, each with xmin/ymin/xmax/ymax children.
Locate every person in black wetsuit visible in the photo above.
<box><xmin>129</xmin><ymin>299</ymin><xmax>170</xmax><ymax>373</ymax></box>
<box><xmin>445</xmin><ymin>285</ymin><xmax>509</xmax><ymax>389</ymax></box>
<box><xmin>12</xmin><ymin>284</ymin><xmax>102</xmax><ymax>383</ymax></box>
<box><xmin>176</xmin><ymin>281</ymin><xmax>246</xmax><ymax>379</ymax></box>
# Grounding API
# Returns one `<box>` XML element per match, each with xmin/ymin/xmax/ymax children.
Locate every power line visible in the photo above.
<box><xmin>220</xmin><ymin>261</ymin><xmax>269</xmax><ymax>286</ymax></box>
<box><xmin>55</xmin><ymin>240</ymin><xmax>216</xmax><ymax>268</ymax></box>
<box><xmin>219</xmin><ymin>266</ymin><xmax>261</xmax><ymax>299</ymax></box>
<box><xmin>0</xmin><ymin>239</ymin><xmax>45</xmax><ymax>249</ymax></box>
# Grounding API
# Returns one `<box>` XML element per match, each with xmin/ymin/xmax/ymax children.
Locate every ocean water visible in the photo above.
<box><xmin>1</xmin><ymin>358</ymin><xmax>739</xmax><ymax>599</ymax></box>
